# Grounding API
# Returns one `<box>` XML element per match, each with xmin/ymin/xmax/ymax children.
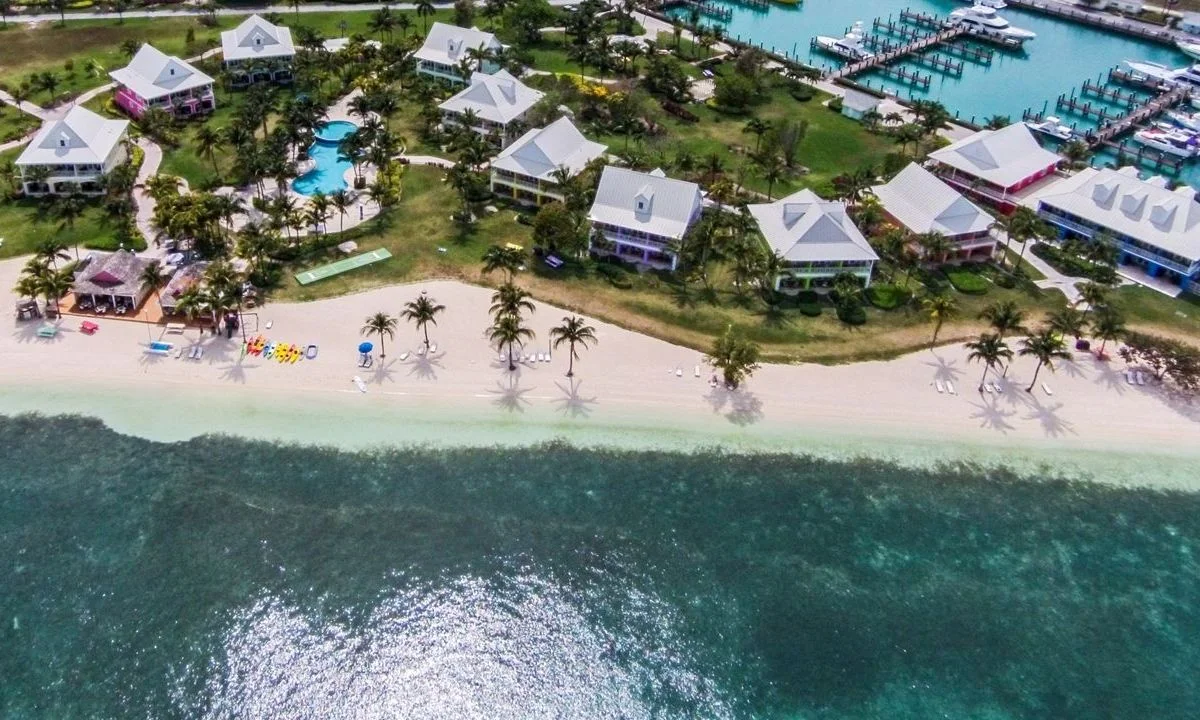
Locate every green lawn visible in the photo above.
<box><xmin>0</xmin><ymin>106</ymin><xmax>39</xmax><ymax>143</ymax></box>
<box><xmin>0</xmin><ymin>196</ymin><xmax>124</xmax><ymax>261</ymax></box>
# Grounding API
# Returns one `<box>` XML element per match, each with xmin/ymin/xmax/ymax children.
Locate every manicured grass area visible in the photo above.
<box><xmin>0</xmin><ymin>106</ymin><xmax>39</xmax><ymax>143</ymax></box>
<box><xmin>1109</xmin><ymin>286</ymin><xmax>1200</xmax><ymax>340</ymax></box>
<box><xmin>0</xmin><ymin>196</ymin><xmax>125</xmax><ymax>260</ymax></box>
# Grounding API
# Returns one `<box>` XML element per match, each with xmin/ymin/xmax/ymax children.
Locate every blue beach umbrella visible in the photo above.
<box><xmin>358</xmin><ymin>341</ymin><xmax>374</xmax><ymax>354</ymax></box>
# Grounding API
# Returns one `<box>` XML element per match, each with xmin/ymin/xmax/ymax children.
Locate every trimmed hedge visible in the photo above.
<box><xmin>943</xmin><ymin>267</ymin><xmax>989</xmax><ymax>295</ymax></box>
<box><xmin>1030</xmin><ymin>242</ymin><xmax>1117</xmax><ymax>284</ymax></box>
<box><xmin>865</xmin><ymin>284</ymin><xmax>911</xmax><ymax>310</ymax></box>
<box><xmin>798</xmin><ymin>302</ymin><xmax>823</xmax><ymax>317</ymax></box>
<box><xmin>836</xmin><ymin>302</ymin><xmax>867</xmax><ymax>325</ymax></box>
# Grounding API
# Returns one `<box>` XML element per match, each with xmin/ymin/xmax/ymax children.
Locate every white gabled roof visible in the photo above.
<box><xmin>16</xmin><ymin>106</ymin><xmax>129</xmax><ymax>167</ymax></box>
<box><xmin>439</xmin><ymin>70</ymin><xmax>543</xmax><ymax>124</ymax></box>
<box><xmin>1028</xmin><ymin>166</ymin><xmax>1200</xmax><ymax>263</ymax></box>
<box><xmin>490</xmin><ymin>117</ymin><xmax>607</xmax><ymax>181</ymax></box>
<box><xmin>748</xmin><ymin>189</ymin><xmax>878</xmax><ymax>264</ymax></box>
<box><xmin>871</xmin><ymin>163</ymin><xmax>993</xmax><ymax>237</ymax></box>
<box><xmin>842</xmin><ymin>88</ymin><xmax>881</xmax><ymax>113</ymax></box>
<box><xmin>221</xmin><ymin>15</ymin><xmax>295</xmax><ymax>62</ymax></box>
<box><xmin>109</xmin><ymin>44</ymin><xmax>214</xmax><ymax>101</ymax></box>
<box><xmin>589</xmin><ymin>166</ymin><xmax>703</xmax><ymax>240</ymax></box>
<box><xmin>928</xmin><ymin>123</ymin><xmax>1059</xmax><ymax>189</ymax></box>
<box><xmin>414</xmin><ymin>22</ymin><xmax>502</xmax><ymax>67</ymax></box>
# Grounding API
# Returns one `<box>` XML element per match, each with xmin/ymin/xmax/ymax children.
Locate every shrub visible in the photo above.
<box><xmin>827</xmin><ymin>96</ymin><xmax>843</xmax><ymax>113</ymax></box>
<box><xmin>786</xmin><ymin>80</ymin><xmax>815</xmax><ymax>102</ymax></box>
<box><xmin>836</xmin><ymin>302</ymin><xmax>867</xmax><ymax>325</ymax></box>
<box><xmin>1030</xmin><ymin>242</ymin><xmax>1116</xmax><ymax>284</ymax></box>
<box><xmin>798</xmin><ymin>302</ymin><xmax>823</xmax><ymax>317</ymax></box>
<box><xmin>595</xmin><ymin>261</ymin><xmax>633</xmax><ymax>289</ymax></box>
<box><xmin>943</xmin><ymin>267</ymin><xmax>989</xmax><ymax>295</ymax></box>
<box><xmin>865</xmin><ymin>284</ymin><xmax>911</xmax><ymax>310</ymax></box>
<box><xmin>794</xmin><ymin>289</ymin><xmax>820</xmax><ymax>304</ymax></box>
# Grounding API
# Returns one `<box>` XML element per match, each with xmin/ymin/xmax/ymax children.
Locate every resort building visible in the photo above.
<box><xmin>489</xmin><ymin>117</ymin><xmax>607</xmax><ymax>205</ymax></box>
<box><xmin>1178</xmin><ymin>11</ymin><xmax>1200</xmax><ymax>34</ymax></box>
<box><xmin>438</xmin><ymin>70</ymin><xmax>544</xmax><ymax>147</ymax></box>
<box><xmin>71</xmin><ymin>250</ymin><xmax>151</xmax><ymax>310</ymax></box>
<box><xmin>927</xmin><ymin>123</ymin><xmax>1060</xmax><ymax>213</ymax></box>
<box><xmin>1026</xmin><ymin>166</ymin><xmax>1200</xmax><ymax>293</ymax></box>
<box><xmin>15</xmin><ymin>106</ymin><xmax>129</xmax><ymax>196</ymax></box>
<box><xmin>871</xmin><ymin>163</ymin><xmax>997</xmax><ymax>261</ymax></box>
<box><xmin>220</xmin><ymin>15</ymin><xmax>296</xmax><ymax>87</ymax></box>
<box><xmin>158</xmin><ymin>262</ymin><xmax>210</xmax><ymax>314</ymax></box>
<box><xmin>587</xmin><ymin>166</ymin><xmax>703</xmax><ymax>270</ymax></box>
<box><xmin>414</xmin><ymin>22</ymin><xmax>503</xmax><ymax>84</ymax></box>
<box><xmin>110</xmin><ymin>44</ymin><xmax>216</xmax><ymax>119</ymax></box>
<box><xmin>748</xmin><ymin>189</ymin><xmax>878</xmax><ymax>291</ymax></box>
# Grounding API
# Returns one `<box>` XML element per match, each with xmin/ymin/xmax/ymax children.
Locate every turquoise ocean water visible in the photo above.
<box><xmin>683</xmin><ymin>0</ymin><xmax>1200</xmax><ymax>187</ymax></box>
<box><xmin>2</xmin><ymin>413</ymin><xmax>1198</xmax><ymax>718</ymax></box>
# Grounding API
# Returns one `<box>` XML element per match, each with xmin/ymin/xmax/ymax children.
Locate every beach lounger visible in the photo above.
<box><xmin>1136</xmin><ymin>371</ymin><xmax>1147</xmax><ymax>386</ymax></box>
<box><xmin>993</xmin><ymin>381</ymin><xmax>1004</xmax><ymax>394</ymax></box>
<box><xmin>175</xmin><ymin>348</ymin><xmax>183</xmax><ymax>359</ymax></box>
<box><xmin>695</xmin><ymin>365</ymin><xmax>701</xmax><ymax>378</ymax></box>
<box><xmin>675</xmin><ymin>368</ymin><xmax>683</xmax><ymax>377</ymax></box>
<box><xmin>165</xmin><ymin>323</ymin><xmax>185</xmax><ymax>334</ymax></box>
<box><xmin>194</xmin><ymin>347</ymin><xmax>204</xmax><ymax>361</ymax></box>
<box><xmin>1042</xmin><ymin>382</ymin><xmax>1053</xmax><ymax>396</ymax></box>
<box><xmin>946</xmin><ymin>381</ymin><xmax>956</xmax><ymax>395</ymax></box>
<box><xmin>429</xmin><ymin>343</ymin><xmax>437</xmax><ymax>353</ymax></box>
<box><xmin>1125</xmin><ymin>370</ymin><xmax>1135</xmax><ymax>384</ymax></box>
<box><xmin>416</xmin><ymin>346</ymin><xmax>426</xmax><ymax>357</ymax></box>
<box><xmin>935</xmin><ymin>380</ymin><xmax>945</xmax><ymax>394</ymax></box>
<box><xmin>398</xmin><ymin>352</ymin><xmax>409</xmax><ymax>361</ymax></box>
<box><xmin>353</xmin><ymin>376</ymin><xmax>367</xmax><ymax>393</ymax></box>
<box><xmin>305</xmin><ymin>344</ymin><xmax>318</xmax><ymax>360</ymax></box>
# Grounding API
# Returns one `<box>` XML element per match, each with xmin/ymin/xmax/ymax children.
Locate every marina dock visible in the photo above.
<box><xmin>1004</xmin><ymin>0</ymin><xmax>1188</xmax><ymax>47</ymax></box>
<box><xmin>1088</xmin><ymin>85</ymin><xmax>1193</xmax><ymax>146</ymax></box>
<box><xmin>824</xmin><ymin>26</ymin><xmax>965</xmax><ymax>82</ymax></box>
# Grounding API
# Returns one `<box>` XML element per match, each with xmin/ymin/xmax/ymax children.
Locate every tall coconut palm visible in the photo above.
<box><xmin>916</xmin><ymin>231</ymin><xmax>953</xmax><ymax>265</ymax></box>
<box><xmin>965</xmin><ymin>332</ymin><xmax>1013</xmax><ymax>393</ymax></box>
<box><xmin>38</xmin><ymin>267</ymin><xmax>74</xmax><ymax>317</ymax></box>
<box><xmin>36</xmin><ymin>238</ymin><xmax>71</xmax><ymax>270</ymax></box>
<box><xmin>1090</xmin><ymin>306</ymin><xmax>1126</xmax><ymax>357</ymax></box>
<box><xmin>978</xmin><ymin>300</ymin><xmax>1027</xmax><ymax>341</ymax></box>
<box><xmin>330</xmin><ymin>189</ymin><xmax>352</xmax><ymax>233</ymax></box>
<box><xmin>481</xmin><ymin>244</ymin><xmax>526</xmax><ymax>281</ymax></box>
<box><xmin>997</xmin><ymin>206</ymin><xmax>1050</xmax><ymax>270</ymax></box>
<box><xmin>489</xmin><ymin>314</ymin><xmax>534</xmax><ymax>371</ymax></box>
<box><xmin>550</xmin><ymin>315</ymin><xmax>597</xmax><ymax>377</ymax></box>
<box><xmin>194</xmin><ymin>125</ymin><xmax>224</xmax><ymax>175</ymax></box>
<box><xmin>710</xmin><ymin>325</ymin><xmax>761</xmax><ymax>389</ymax></box>
<box><xmin>361</xmin><ymin>312</ymin><xmax>397</xmax><ymax>359</ymax></box>
<box><xmin>1019</xmin><ymin>326</ymin><xmax>1072</xmax><ymax>393</ymax></box>
<box><xmin>489</xmin><ymin>282</ymin><xmax>535</xmax><ymax>322</ymax></box>
<box><xmin>401</xmin><ymin>293</ymin><xmax>446</xmax><ymax>350</ymax></box>
<box><xmin>742</xmin><ymin>117</ymin><xmax>770</xmax><ymax>154</ymax></box>
<box><xmin>416</xmin><ymin>0</ymin><xmax>436</xmax><ymax>33</ymax></box>
<box><xmin>1047</xmin><ymin>305</ymin><xmax>1087</xmax><ymax>343</ymax></box>
<box><xmin>139</xmin><ymin>260</ymin><xmax>169</xmax><ymax>310</ymax></box>
<box><xmin>923</xmin><ymin>294</ymin><xmax>958</xmax><ymax>348</ymax></box>
<box><xmin>1076</xmin><ymin>281</ymin><xmax>1109</xmax><ymax>319</ymax></box>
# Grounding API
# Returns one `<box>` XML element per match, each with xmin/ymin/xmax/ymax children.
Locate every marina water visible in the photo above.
<box><xmin>688</xmin><ymin>0</ymin><xmax>1200</xmax><ymax>187</ymax></box>
<box><xmin>2</xmin><ymin>414</ymin><xmax>1198</xmax><ymax>717</ymax></box>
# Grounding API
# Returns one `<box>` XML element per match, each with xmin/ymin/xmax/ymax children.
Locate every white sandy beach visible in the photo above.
<box><xmin>3</xmin><ymin>257</ymin><xmax>1200</xmax><ymax>488</ymax></box>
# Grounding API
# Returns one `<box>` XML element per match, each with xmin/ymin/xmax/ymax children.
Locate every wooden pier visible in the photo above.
<box><xmin>1055</xmin><ymin>94</ymin><xmax>1117</xmax><ymax>124</ymax></box>
<box><xmin>1080</xmin><ymin>78</ymin><xmax>1141</xmax><ymax>110</ymax></box>
<box><xmin>1098</xmin><ymin>138</ymin><xmax>1186</xmax><ymax>176</ymax></box>
<box><xmin>1088</xmin><ymin>85</ymin><xmax>1193</xmax><ymax>146</ymax></box>
<box><xmin>667</xmin><ymin>0</ymin><xmax>732</xmax><ymax>23</ymax></box>
<box><xmin>859</xmin><ymin>36</ymin><xmax>964</xmax><ymax>76</ymax></box>
<box><xmin>1107</xmin><ymin>67</ymin><xmax>1175</xmax><ymax>94</ymax></box>
<box><xmin>898</xmin><ymin>8</ymin><xmax>945</xmax><ymax>31</ymax></box>
<box><xmin>871</xmin><ymin>17</ymin><xmax>932</xmax><ymax>43</ymax></box>
<box><xmin>938</xmin><ymin>40</ymin><xmax>993</xmax><ymax>65</ymax></box>
<box><xmin>827</xmin><ymin>26</ymin><xmax>965</xmax><ymax>81</ymax></box>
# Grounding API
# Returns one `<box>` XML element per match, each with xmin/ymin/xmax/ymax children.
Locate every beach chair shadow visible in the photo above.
<box><xmin>553</xmin><ymin>378</ymin><xmax>598</xmax><ymax>418</ymax></box>
<box><xmin>489</xmin><ymin>375</ymin><xmax>533</xmax><ymax>413</ymax></box>
<box><xmin>968</xmin><ymin>399</ymin><xmax>1017</xmax><ymax>434</ymax></box>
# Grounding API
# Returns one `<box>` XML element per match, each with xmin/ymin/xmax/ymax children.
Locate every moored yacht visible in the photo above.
<box><xmin>1177</xmin><ymin>39</ymin><xmax>1200</xmax><ymax>62</ymax></box>
<box><xmin>1166</xmin><ymin>110</ymin><xmax>1200</xmax><ymax>133</ymax></box>
<box><xmin>814</xmin><ymin>22</ymin><xmax>875</xmax><ymax>61</ymax></box>
<box><xmin>947</xmin><ymin>5</ymin><xmax>1037</xmax><ymax>47</ymax></box>
<box><xmin>953</xmin><ymin>0</ymin><xmax>1007</xmax><ymax>7</ymax></box>
<box><xmin>1132</xmin><ymin>126</ymin><xmax>1199</xmax><ymax>158</ymax></box>
<box><xmin>1025</xmin><ymin>116</ymin><xmax>1075</xmax><ymax>142</ymax></box>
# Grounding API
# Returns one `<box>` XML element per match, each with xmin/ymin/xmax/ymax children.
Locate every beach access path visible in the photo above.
<box><xmin>4</xmin><ymin>256</ymin><xmax>1199</xmax><ymax>488</ymax></box>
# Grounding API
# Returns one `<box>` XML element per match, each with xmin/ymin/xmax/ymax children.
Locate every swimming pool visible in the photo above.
<box><xmin>292</xmin><ymin>120</ymin><xmax>359</xmax><ymax>196</ymax></box>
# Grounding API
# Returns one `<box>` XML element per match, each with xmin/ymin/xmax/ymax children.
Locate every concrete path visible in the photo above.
<box><xmin>9</xmin><ymin>0</ymin><xmax>573</xmax><ymax>24</ymax></box>
<box><xmin>132</xmin><ymin>138</ymin><xmax>165</xmax><ymax>252</ymax></box>
<box><xmin>0</xmin><ymin>90</ymin><xmax>49</xmax><ymax>121</ymax></box>
<box><xmin>999</xmin><ymin>232</ymin><xmax>1083</xmax><ymax>302</ymax></box>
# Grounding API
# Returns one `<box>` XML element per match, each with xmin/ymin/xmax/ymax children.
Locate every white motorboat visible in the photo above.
<box><xmin>954</xmin><ymin>0</ymin><xmax>1006</xmax><ymax>7</ymax></box>
<box><xmin>1173</xmin><ymin>64</ymin><xmax>1200</xmax><ymax>90</ymax></box>
<box><xmin>1177</xmin><ymin>39</ymin><xmax>1200</xmax><ymax>62</ymax></box>
<box><xmin>1025</xmin><ymin>115</ymin><xmax>1075</xmax><ymax>141</ymax></box>
<box><xmin>814</xmin><ymin>22</ymin><xmax>874</xmax><ymax>61</ymax></box>
<box><xmin>1132</xmin><ymin>126</ymin><xmax>1200</xmax><ymax>158</ymax></box>
<box><xmin>947</xmin><ymin>5</ymin><xmax>1037</xmax><ymax>46</ymax></box>
<box><xmin>1166</xmin><ymin>110</ymin><xmax>1200</xmax><ymax>133</ymax></box>
<box><xmin>1123</xmin><ymin>59</ymin><xmax>1179</xmax><ymax>83</ymax></box>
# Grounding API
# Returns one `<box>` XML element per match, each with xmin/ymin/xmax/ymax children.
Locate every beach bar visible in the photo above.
<box><xmin>71</xmin><ymin>250</ymin><xmax>151</xmax><ymax>311</ymax></box>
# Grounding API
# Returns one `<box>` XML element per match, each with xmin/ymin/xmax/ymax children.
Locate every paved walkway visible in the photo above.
<box><xmin>999</xmin><ymin>232</ymin><xmax>1082</xmax><ymax>302</ymax></box>
<box><xmin>132</xmin><ymin>138</ymin><xmax>164</xmax><ymax>253</ymax></box>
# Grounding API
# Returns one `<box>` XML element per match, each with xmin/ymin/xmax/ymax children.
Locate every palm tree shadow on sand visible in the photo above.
<box><xmin>489</xmin><ymin>374</ymin><xmax>533</xmax><ymax>413</ymax></box>
<box><xmin>553</xmin><ymin>378</ymin><xmax>598</xmax><ymax>418</ymax></box>
<box><xmin>969</xmin><ymin>399</ymin><xmax>1017</xmax><ymax>434</ymax></box>
<box><xmin>406</xmin><ymin>352</ymin><xmax>443</xmax><ymax>381</ymax></box>
<box><xmin>923</xmin><ymin>352</ymin><xmax>963</xmax><ymax>385</ymax></box>
<box><xmin>1023</xmin><ymin>398</ymin><xmax>1076</xmax><ymax>438</ymax></box>
<box><xmin>705</xmin><ymin>386</ymin><xmax>764</xmax><ymax>426</ymax></box>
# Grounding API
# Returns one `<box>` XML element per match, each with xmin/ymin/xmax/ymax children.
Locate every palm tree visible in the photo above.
<box><xmin>51</xmin><ymin>192</ymin><xmax>87</xmax><ymax>258</ymax></box>
<box><xmin>489</xmin><ymin>314</ymin><xmax>534</xmax><ymax>371</ymax></box>
<box><xmin>139</xmin><ymin>260</ymin><xmax>169</xmax><ymax>309</ymax></box>
<box><xmin>401</xmin><ymin>293</ymin><xmax>446</xmax><ymax>350</ymax></box>
<box><xmin>978</xmin><ymin>300</ymin><xmax>1026</xmax><ymax>341</ymax></box>
<box><xmin>481</xmin><ymin>244</ymin><xmax>526</xmax><ymax>281</ymax></box>
<box><xmin>39</xmin><ymin>267</ymin><xmax>74</xmax><ymax>318</ymax></box>
<box><xmin>923</xmin><ymin>294</ymin><xmax>958</xmax><ymax>347</ymax></box>
<box><xmin>368</xmin><ymin>7</ymin><xmax>396</xmax><ymax>39</ymax></box>
<box><xmin>194</xmin><ymin>125</ymin><xmax>224</xmax><ymax>175</ymax></box>
<box><xmin>361</xmin><ymin>312</ymin><xmax>398</xmax><ymax>360</ymax></box>
<box><xmin>710</xmin><ymin>325</ymin><xmax>761</xmax><ymax>389</ymax></box>
<box><xmin>916</xmin><ymin>231</ymin><xmax>953</xmax><ymax>265</ymax></box>
<box><xmin>489</xmin><ymin>282</ymin><xmax>535</xmax><ymax>322</ymax></box>
<box><xmin>965</xmin><ymin>332</ymin><xmax>1013</xmax><ymax>392</ymax></box>
<box><xmin>754</xmin><ymin>152</ymin><xmax>786</xmax><ymax>201</ymax></box>
<box><xmin>35</xmin><ymin>238</ymin><xmax>71</xmax><ymax>270</ymax></box>
<box><xmin>416</xmin><ymin>0</ymin><xmax>436</xmax><ymax>33</ymax></box>
<box><xmin>997</xmin><ymin>206</ymin><xmax>1050</xmax><ymax>270</ymax></box>
<box><xmin>1090</xmin><ymin>306</ymin><xmax>1126</xmax><ymax>357</ymax></box>
<box><xmin>1076</xmin><ymin>281</ymin><xmax>1109</xmax><ymax>318</ymax></box>
<box><xmin>550</xmin><ymin>315</ymin><xmax>597</xmax><ymax>377</ymax></box>
<box><xmin>1019</xmin><ymin>327</ymin><xmax>1072</xmax><ymax>393</ymax></box>
<box><xmin>330</xmin><ymin>190</ymin><xmax>352</xmax><ymax>232</ymax></box>
<box><xmin>1047</xmin><ymin>306</ymin><xmax>1087</xmax><ymax>343</ymax></box>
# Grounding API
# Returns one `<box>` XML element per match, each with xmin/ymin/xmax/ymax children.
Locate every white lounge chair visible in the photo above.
<box><xmin>694</xmin><ymin>365</ymin><xmax>701</xmax><ymax>378</ymax></box>
<box><xmin>993</xmin><ymin>381</ymin><xmax>1004</xmax><ymax>394</ymax></box>
<box><xmin>416</xmin><ymin>346</ymin><xmax>426</xmax><ymax>357</ymax></box>
<box><xmin>1042</xmin><ymin>382</ymin><xmax>1054</xmax><ymax>396</ymax></box>
<box><xmin>675</xmin><ymin>368</ymin><xmax>683</xmax><ymax>377</ymax></box>
<box><xmin>398</xmin><ymin>352</ymin><xmax>409</xmax><ymax>361</ymax></box>
<box><xmin>194</xmin><ymin>347</ymin><xmax>204</xmax><ymax>360</ymax></box>
<box><xmin>946</xmin><ymin>381</ymin><xmax>956</xmax><ymax>395</ymax></box>
<box><xmin>1136</xmin><ymin>371</ymin><xmax>1147</xmax><ymax>386</ymax></box>
<box><xmin>935</xmin><ymin>380</ymin><xmax>945</xmax><ymax>394</ymax></box>
<box><xmin>429</xmin><ymin>343</ymin><xmax>438</xmax><ymax>353</ymax></box>
<box><xmin>1125</xmin><ymin>370</ymin><xmax>1135</xmax><ymax>384</ymax></box>
<box><xmin>984</xmin><ymin>383</ymin><xmax>994</xmax><ymax>394</ymax></box>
